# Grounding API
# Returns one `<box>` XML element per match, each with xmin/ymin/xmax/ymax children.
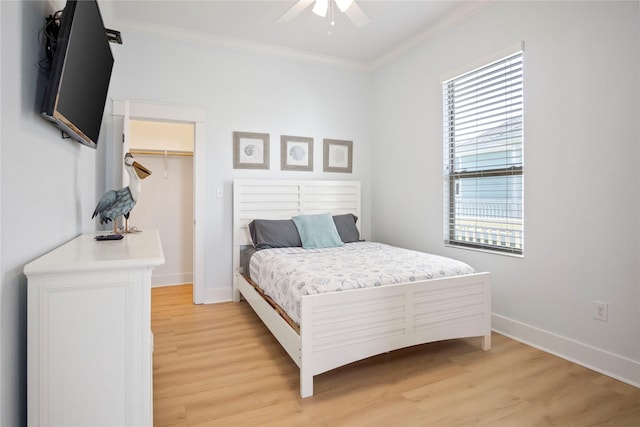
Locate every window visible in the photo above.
<box><xmin>443</xmin><ymin>49</ymin><xmax>524</xmax><ymax>255</ymax></box>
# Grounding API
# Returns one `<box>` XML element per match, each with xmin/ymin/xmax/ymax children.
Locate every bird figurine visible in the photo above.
<box><xmin>92</xmin><ymin>153</ymin><xmax>152</xmax><ymax>233</ymax></box>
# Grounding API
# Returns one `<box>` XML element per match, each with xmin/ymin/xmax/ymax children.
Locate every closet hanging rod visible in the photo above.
<box><xmin>129</xmin><ymin>149</ymin><xmax>193</xmax><ymax>157</ymax></box>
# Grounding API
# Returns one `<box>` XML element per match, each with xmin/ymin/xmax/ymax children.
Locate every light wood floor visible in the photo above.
<box><xmin>152</xmin><ymin>284</ymin><xmax>640</xmax><ymax>426</ymax></box>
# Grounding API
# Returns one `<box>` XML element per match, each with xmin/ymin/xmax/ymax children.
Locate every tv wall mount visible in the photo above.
<box><xmin>105</xmin><ymin>28</ymin><xmax>122</xmax><ymax>44</ymax></box>
<box><xmin>43</xmin><ymin>10</ymin><xmax>122</xmax><ymax>62</ymax></box>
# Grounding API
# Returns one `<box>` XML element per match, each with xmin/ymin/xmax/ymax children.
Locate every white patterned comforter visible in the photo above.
<box><xmin>249</xmin><ymin>242</ymin><xmax>476</xmax><ymax>325</ymax></box>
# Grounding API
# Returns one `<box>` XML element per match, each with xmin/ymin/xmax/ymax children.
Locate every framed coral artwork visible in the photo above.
<box><xmin>233</xmin><ymin>131</ymin><xmax>270</xmax><ymax>169</ymax></box>
<box><xmin>281</xmin><ymin>135</ymin><xmax>313</xmax><ymax>171</ymax></box>
<box><xmin>323</xmin><ymin>139</ymin><xmax>352</xmax><ymax>173</ymax></box>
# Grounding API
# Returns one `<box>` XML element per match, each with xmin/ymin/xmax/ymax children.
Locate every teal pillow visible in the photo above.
<box><xmin>292</xmin><ymin>214</ymin><xmax>345</xmax><ymax>249</ymax></box>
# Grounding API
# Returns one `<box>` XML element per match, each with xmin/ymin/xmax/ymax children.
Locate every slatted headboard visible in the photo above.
<box><xmin>232</xmin><ymin>179</ymin><xmax>361</xmax><ymax>278</ymax></box>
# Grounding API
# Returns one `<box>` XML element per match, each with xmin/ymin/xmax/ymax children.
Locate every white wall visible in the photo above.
<box><xmin>106</xmin><ymin>30</ymin><xmax>373</xmax><ymax>301</ymax></box>
<box><xmin>0</xmin><ymin>1</ymin><xmax>107</xmax><ymax>425</ymax></box>
<box><xmin>371</xmin><ymin>1</ymin><xmax>640</xmax><ymax>384</ymax></box>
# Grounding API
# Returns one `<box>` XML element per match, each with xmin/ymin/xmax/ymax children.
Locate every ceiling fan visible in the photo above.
<box><xmin>278</xmin><ymin>0</ymin><xmax>370</xmax><ymax>28</ymax></box>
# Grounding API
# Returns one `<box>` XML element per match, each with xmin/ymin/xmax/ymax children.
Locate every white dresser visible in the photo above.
<box><xmin>24</xmin><ymin>230</ymin><xmax>164</xmax><ymax>427</ymax></box>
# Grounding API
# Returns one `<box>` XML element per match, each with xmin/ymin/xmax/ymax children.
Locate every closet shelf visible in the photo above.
<box><xmin>130</xmin><ymin>148</ymin><xmax>193</xmax><ymax>157</ymax></box>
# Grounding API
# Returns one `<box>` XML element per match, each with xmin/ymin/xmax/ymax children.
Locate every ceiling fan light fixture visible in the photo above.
<box><xmin>335</xmin><ymin>0</ymin><xmax>354</xmax><ymax>13</ymax></box>
<box><xmin>278</xmin><ymin>0</ymin><xmax>369</xmax><ymax>28</ymax></box>
<box><xmin>312</xmin><ymin>0</ymin><xmax>329</xmax><ymax>17</ymax></box>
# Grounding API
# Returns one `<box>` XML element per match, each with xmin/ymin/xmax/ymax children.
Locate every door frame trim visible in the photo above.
<box><xmin>113</xmin><ymin>99</ymin><xmax>206</xmax><ymax>304</ymax></box>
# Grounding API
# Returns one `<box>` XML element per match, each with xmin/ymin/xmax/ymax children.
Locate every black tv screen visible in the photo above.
<box><xmin>41</xmin><ymin>0</ymin><xmax>114</xmax><ymax>149</ymax></box>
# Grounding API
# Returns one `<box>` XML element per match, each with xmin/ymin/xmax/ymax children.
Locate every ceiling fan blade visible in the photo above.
<box><xmin>277</xmin><ymin>0</ymin><xmax>315</xmax><ymax>23</ymax></box>
<box><xmin>344</xmin><ymin>1</ymin><xmax>370</xmax><ymax>27</ymax></box>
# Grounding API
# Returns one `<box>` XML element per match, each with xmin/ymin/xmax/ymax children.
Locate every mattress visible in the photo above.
<box><xmin>248</xmin><ymin>242</ymin><xmax>476</xmax><ymax>325</ymax></box>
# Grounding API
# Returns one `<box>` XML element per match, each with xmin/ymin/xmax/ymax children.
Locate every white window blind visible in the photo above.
<box><xmin>443</xmin><ymin>50</ymin><xmax>524</xmax><ymax>255</ymax></box>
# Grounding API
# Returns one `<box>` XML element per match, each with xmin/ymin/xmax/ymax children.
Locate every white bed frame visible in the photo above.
<box><xmin>232</xmin><ymin>179</ymin><xmax>491</xmax><ymax>398</ymax></box>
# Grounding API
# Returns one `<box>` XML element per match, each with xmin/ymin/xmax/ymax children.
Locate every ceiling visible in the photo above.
<box><xmin>99</xmin><ymin>1</ymin><xmax>491</xmax><ymax>70</ymax></box>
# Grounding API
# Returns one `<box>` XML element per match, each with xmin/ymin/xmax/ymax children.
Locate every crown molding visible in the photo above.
<box><xmin>100</xmin><ymin>1</ymin><xmax>495</xmax><ymax>73</ymax></box>
<box><xmin>369</xmin><ymin>1</ymin><xmax>495</xmax><ymax>71</ymax></box>
<box><xmin>112</xmin><ymin>18</ymin><xmax>371</xmax><ymax>72</ymax></box>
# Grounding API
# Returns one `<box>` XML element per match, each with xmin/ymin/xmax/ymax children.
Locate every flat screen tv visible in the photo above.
<box><xmin>41</xmin><ymin>0</ymin><xmax>114</xmax><ymax>149</ymax></box>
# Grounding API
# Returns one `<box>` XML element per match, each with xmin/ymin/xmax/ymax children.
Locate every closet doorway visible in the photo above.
<box><xmin>128</xmin><ymin>120</ymin><xmax>194</xmax><ymax>288</ymax></box>
<box><xmin>113</xmin><ymin>100</ymin><xmax>206</xmax><ymax>304</ymax></box>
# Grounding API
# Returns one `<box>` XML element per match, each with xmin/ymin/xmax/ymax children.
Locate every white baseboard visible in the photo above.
<box><xmin>203</xmin><ymin>287</ymin><xmax>232</xmax><ymax>304</ymax></box>
<box><xmin>492</xmin><ymin>314</ymin><xmax>640</xmax><ymax>388</ymax></box>
<box><xmin>151</xmin><ymin>273</ymin><xmax>192</xmax><ymax>287</ymax></box>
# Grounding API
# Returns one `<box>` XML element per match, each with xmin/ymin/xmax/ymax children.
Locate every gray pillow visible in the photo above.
<box><xmin>333</xmin><ymin>214</ymin><xmax>361</xmax><ymax>243</ymax></box>
<box><xmin>248</xmin><ymin>219</ymin><xmax>302</xmax><ymax>249</ymax></box>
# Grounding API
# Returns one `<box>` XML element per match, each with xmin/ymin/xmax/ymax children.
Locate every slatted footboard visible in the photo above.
<box><xmin>299</xmin><ymin>272</ymin><xmax>491</xmax><ymax>397</ymax></box>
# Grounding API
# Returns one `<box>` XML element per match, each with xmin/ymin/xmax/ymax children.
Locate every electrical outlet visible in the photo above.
<box><xmin>594</xmin><ymin>301</ymin><xmax>608</xmax><ymax>321</ymax></box>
